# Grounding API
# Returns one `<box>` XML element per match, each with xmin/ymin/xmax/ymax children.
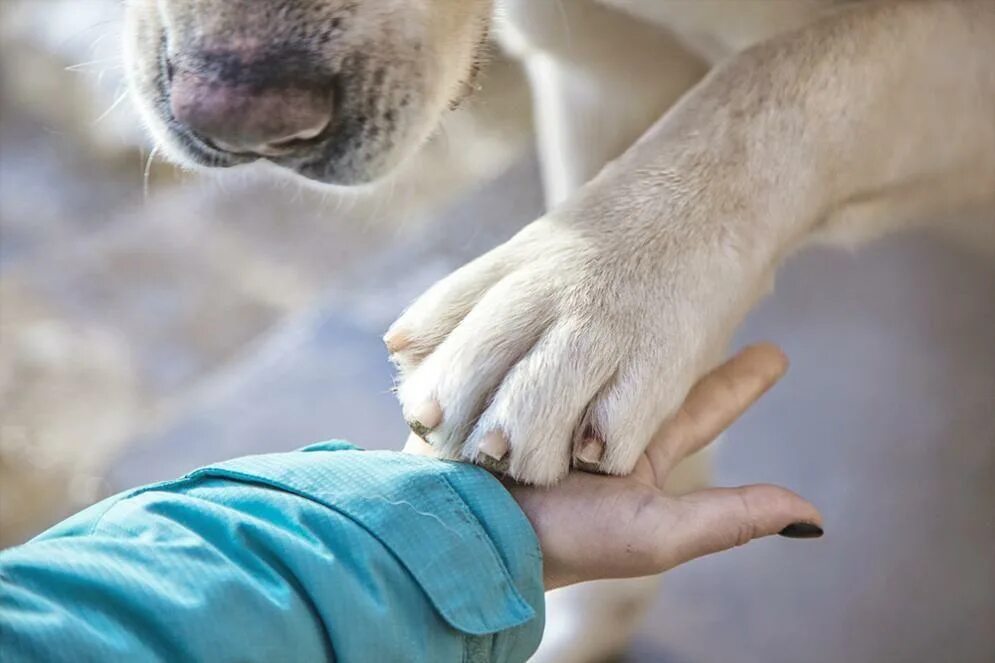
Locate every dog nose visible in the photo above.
<box><xmin>169</xmin><ymin>68</ymin><xmax>333</xmax><ymax>156</ymax></box>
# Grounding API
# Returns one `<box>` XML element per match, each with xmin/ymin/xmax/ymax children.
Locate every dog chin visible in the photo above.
<box><xmin>149</xmin><ymin>119</ymin><xmax>411</xmax><ymax>188</ymax></box>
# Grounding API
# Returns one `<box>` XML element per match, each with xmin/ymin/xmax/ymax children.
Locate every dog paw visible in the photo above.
<box><xmin>386</xmin><ymin>211</ymin><xmax>753</xmax><ymax>485</ymax></box>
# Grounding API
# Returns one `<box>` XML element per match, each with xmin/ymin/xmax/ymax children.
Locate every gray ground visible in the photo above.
<box><xmin>1</xmin><ymin>4</ymin><xmax>993</xmax><ymax>661</ymax></box>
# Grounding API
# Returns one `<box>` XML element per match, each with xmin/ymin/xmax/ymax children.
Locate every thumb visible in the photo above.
<box><xmin>657</xmin><ymin>484</ymin><xmax>823</xmax><ymax>569</ymax></box>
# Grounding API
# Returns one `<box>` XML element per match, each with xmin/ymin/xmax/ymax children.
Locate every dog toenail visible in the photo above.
<box><xmin>407</xmin><ymin>401</ymin><xmax>442</xmax><ymax>437</ymax></box>
<box><xmin>575</xmin><ymin>437</ymin><xmax>604</xmax><ymax>465</ymax></box>
<box><xmin>478</xmin><ymin>431</ymin><xmax>509</xmax><ymax>462</ymax></box>
<box><xmin>383</xmin><ymin>328</ymin><xmax>412</xmax><ymax>354</ymax></box>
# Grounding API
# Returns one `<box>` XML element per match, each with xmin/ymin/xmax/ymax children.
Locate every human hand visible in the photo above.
<box><xmin>405</xmin><ymin>344</ymin><xmax>823</xmax><ymax>590</ymax></box>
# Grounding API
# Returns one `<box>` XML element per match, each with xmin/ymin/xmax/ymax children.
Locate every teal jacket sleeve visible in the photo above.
<box><xmin>0</xmin><ymin>441</ymin><xmax>545</xmax><ymax>663</ymax></box>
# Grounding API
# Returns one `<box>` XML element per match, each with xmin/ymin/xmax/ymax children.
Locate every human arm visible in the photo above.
<box><xmin>0</xmin><ymin>442</ymin><xmax>544</xmax><ymax>663</ymax></box>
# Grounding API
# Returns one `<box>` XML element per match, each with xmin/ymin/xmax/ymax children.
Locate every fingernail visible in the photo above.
<box><xmin>478</xmin><ymin>431</ymin><xmax>509</xmax><ymax>462</ymax></box>
<box><xmin>575</xmin><ymin>437</ymin><xmax>604</xmax><ymax>465</ymax></box>
<box><xmin>408</xmin><ymin>401</ymin><xmax>442</xmax><ymax>437</ymax></box>
<box><xmin>383</xmin><ymin>328</ymin><xmax>411</xmax><ymax>354</ymax></box>
<box><xmin>779</xmin><ymin>522</ymin><xmax>824</xmax><ymax>539</ymax></box>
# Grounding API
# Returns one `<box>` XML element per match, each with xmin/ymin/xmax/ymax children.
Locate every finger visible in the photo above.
<box><xmin>645</xmin><ymin>343</ymin><xmax>788</xmax><ymax>485</ymax></box>
<box><xmin>649</xmin><ymin>484</ymin><xmax>823</xmax><ymax>571</ymax></box>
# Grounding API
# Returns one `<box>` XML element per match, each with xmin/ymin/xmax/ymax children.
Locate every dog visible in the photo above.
<box><xmin>124</xmin><ymin>1</ymin><xmax>995</xmax><ymax>660</ymax></box>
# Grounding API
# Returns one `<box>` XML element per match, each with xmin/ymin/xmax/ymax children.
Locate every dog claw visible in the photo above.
<box><xmin>573</xmin><ymin>436</ymin><xmax>606</xmax><ymax>472</ymax></box>
<box><xmin>478</xmin><ymin>431</ymin><xmax>510</xmax><ymax>462</ymax></box>
<box><xmin>407</xmin><ymin>400</ymin><xmax>442</xmax><ymax>437</ymax></box>
<box><xmin>383</xmin><ymin>328</ymin><xmax>412</xmax><ymax>354</ymax></box>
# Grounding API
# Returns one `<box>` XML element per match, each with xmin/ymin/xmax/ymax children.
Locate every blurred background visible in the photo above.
<box><xmin>1</xmin><ymin>2</ymin><xmax>992</xmax><ymax>661</ymax></box>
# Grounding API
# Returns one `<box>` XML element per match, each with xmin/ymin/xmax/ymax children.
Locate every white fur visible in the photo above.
<box><xmin>124</xmin><ymin>1</ymin><xmax>995</xmax><ymax>660</ymax></box>
<box><xmin>392</xmin><ymin>2</ymin><xmax>995</xmax><ymax>659</ymax></box>
<box><xmin>396</xmin><ymin>0</ymin><xmax>995</xmax><ymax>484</ymax></box>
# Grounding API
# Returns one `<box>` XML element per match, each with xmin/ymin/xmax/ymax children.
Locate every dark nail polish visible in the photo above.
<box><xmin>779</xmin><ymin>522</ymin><xmax>824</xmax><ymax>539</ymax></box>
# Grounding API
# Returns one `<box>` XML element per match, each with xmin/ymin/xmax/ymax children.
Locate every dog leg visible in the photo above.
<box><xmin>392</xmin><ymin>3</ymin><xmax>992</xmax><ymax>656</ymax></box>
<box><xmin>501</xmin><ymin>6</ymin><xmax>711</xmax><ymax>661</ymax></box>
<box><xmin>498</xmin><ymin>0</ymin><xmax>707</xmax><ymax>208</ymax></box>
<box><xmin>391</xmin><ymin>0</ymin><xmax>995</xmax><ymax>483</ymax></box>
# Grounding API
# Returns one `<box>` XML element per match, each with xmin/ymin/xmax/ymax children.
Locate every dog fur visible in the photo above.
<box><xmin>124</xmin><ymin>1</ymin><xmax>995</xmax><ymax>660</ymax></box>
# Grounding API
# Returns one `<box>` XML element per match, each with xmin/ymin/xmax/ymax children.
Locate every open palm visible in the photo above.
<box><xmin>406</xmin><ymin>344</ymin><xmax>823</xmax><ymax>590</ymax></box>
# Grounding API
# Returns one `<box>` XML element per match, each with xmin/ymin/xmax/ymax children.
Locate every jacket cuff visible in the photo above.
<box><xmin>198</xmin><ymin>442</ymin><xmax>546</xmax><ymax>659</ymax></box>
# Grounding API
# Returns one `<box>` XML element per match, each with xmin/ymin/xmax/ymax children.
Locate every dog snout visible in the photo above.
<box><xmin>168</xmin><ymin>52</ymin><xmax>334</xmax><ymax>157</ymax></box>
